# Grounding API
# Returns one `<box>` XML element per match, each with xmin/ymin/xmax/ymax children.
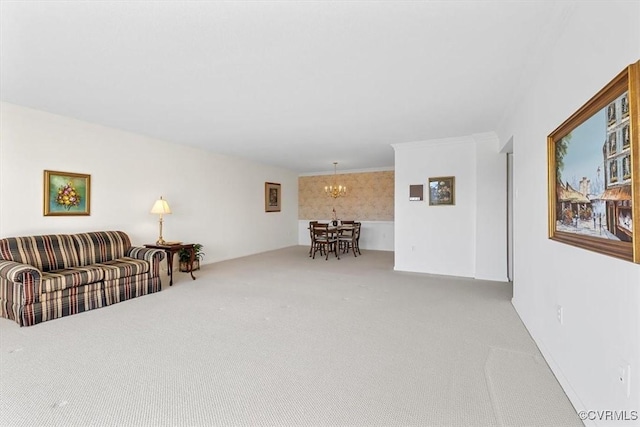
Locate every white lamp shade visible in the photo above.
<box><xmin>150</xmin><ymin>197</ymin><xmax>171</xmax><ymax>215</ymax></box>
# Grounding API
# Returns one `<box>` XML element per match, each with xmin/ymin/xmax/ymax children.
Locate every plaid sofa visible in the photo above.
<box><xmin>0</xmin><ymin>231</ymin><xmax>165</xmax><ymax>326</ymax></box>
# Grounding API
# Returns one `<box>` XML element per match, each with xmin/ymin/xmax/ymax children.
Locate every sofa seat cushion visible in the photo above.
<box><xmin>95</xmin><ymin>257</ymin><xmax>149</xmax><ymax>281</ymax></box>
<box><xmin>41</xmin><ymin>265</ymin><xmax>105</xmax><ymax>293</ymax></box>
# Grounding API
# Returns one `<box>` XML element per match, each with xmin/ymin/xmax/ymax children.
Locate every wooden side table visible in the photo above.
<box><xmin>144</xmin><ymin>243</ymin><xmax>196</xmax><ymax>286</ymax></box>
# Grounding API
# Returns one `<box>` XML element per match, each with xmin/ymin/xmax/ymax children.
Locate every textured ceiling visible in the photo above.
<box><xmin>0</xmin><ymin>1</ymin><xmax>570</xmax><ymax>173</ymax></box>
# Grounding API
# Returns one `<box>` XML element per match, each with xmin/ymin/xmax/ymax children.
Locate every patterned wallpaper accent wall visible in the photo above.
<box><xmin>298</xmin><ymin>171</ymin><xmax>394</xmax><ymax>221</ymax></box>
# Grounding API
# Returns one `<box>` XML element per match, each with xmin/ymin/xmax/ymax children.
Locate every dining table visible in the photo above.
<box><xmin>309</xmin><ymin>222</ymin><xmax>359</xmax><ymax>259</ymax></box>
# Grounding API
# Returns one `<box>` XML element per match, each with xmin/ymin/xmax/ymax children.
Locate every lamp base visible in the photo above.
<box><xmin>156</xmin><ymin>216</ymin><xmax>166</xmax><ymax>245</ymax></box>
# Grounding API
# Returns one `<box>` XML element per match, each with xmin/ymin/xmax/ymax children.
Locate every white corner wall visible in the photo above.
<box><xmin>0</xmin><ymin>103</ymin><xmax>299</xmax><ymax>263</ymax></box>
<box><xmin>496</xmin><ymin>1</ymin><xmax>640</xmax><ymax>424</ymax></box>
<box><xmin>393</xmin><ymin>132</ymin><xmax>507</xmax><ymax>281</ymax></box>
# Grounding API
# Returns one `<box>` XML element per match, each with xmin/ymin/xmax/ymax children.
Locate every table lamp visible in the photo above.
<box><xmin>150</xmin><ymin>196</ymin><xmax>171</xmax><ymax>245</ymax></box>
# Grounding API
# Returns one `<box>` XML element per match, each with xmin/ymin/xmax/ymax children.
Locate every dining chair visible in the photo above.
<box><xmin>312</xmin><ymin>223</ymin><xmax>339</xmax><ymax>260</ymax></box>
<box><xmin>308</xmin><ymin>221</ymin><xmax>319</xmax><ymax>257</ymax></box>
<box><xmin>354</xmin><ymin>221</ymin><xmax>362</xmax><ymax>254</ymax></box>
<box><xmin>338</xmin><ymin>222</ymin><xmax>361</xmax><ymax>257</ymax></box>
<box><xmin>337</xmin><ymin>220</ymin><xmax>354</xmax><ymax>251</ymax></box>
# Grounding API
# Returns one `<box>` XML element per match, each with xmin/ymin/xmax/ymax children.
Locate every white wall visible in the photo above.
<box><xmin>392</xmin><ymin>132</ymin><xmax>507</xmax><ymax>281</ymax></box>
<box><xmin>475</xmin><ymin>133</ymin><xmax>508</xmax><ymax>281</ymax></box>
<box><xmin>495</xmin><ymin>2</ymin><xmax>640</xmax><ymax>424</ymax></box>
<box><xmin>0</xmin><ymin>103</ymin><xmax>299</xmax><ymax>263</ymax></box>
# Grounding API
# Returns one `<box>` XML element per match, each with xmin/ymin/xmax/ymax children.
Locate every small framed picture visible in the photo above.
<box><xmin>265</xmin><ymin>182</ymin><xmax>281</xmax><ymax>212</ymax></box>
<box><xmin>428</xmin><ymin>176</ymin><xmax>455</xmax><ymax>206</ymax></box>
<box><xmin>43</xmin><ymin>170</ymin><xmax>91</xmax><ymax>216</ymax></box>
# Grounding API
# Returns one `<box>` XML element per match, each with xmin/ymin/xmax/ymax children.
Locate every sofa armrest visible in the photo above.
<box><xmin>127</xmin><ymin>247</ymin><xmax>165</xmax><ymax>263</ymax></box>
<box><xmin>0</xmin><ymin>259</ymin><xmax>42</xmax><ymax>283</ymax></box>
<box><xmin>127</xmin><ymin>247</ymin><xmax>165</xmax><ymax>278</ymax></box>
<box><xmin>0</xmin><ymin>260</ymin><xmax>43</xmax><ymax>305</ymax></box>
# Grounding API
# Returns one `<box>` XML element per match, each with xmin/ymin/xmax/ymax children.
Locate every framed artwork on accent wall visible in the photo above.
<box><xmin>547</xmin><ymin>60</ymin><xmax>639</xmax><ymax>263</ymax></box>
<box><xmin>428</xmin><ymin>176</ymin><xmax>455</xmax><ymax>206</ymax></box>
<box><xmin>265</xmin><ymin>182</ymin><xmax>281</xmax><ymax>212</ymax></box>
<box><xmin>43</xmin><ymin>170</ymin><xmax>91</xmax><ymax>216</ymax></box>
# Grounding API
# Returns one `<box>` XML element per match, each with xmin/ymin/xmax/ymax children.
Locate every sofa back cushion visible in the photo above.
<box><xmin>72</xmin><ymin>231</ymin><xmax>132</xmax><ymax>265</ymax></box>
<box><xmin>0</xmin><ymin>234</ymin><xmax>80</xmax><ymax>272</ymax></box>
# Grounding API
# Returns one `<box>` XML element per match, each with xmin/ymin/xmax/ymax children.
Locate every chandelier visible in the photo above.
<box><xmin>324</xmin><ymin>162</ymin><xmax>347</xmax><ymax>198</ymax></box>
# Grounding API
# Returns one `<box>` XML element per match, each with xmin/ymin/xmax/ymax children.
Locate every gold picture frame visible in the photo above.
<box><xmin>43</xmin><ymin>170</ymin><xmax>91</xmax><ymax>216</ymax></box>
<box><xmin>265</xmin><ymin>182</ymin><xmax>281</xmax><ymax>212</ymax></box>
<box><xmin>547</xmin><ymin>61</ymin><xmax>639</xmax><ymax>263</ymax></box>
<box><xmin>428</xmin><ymin>176</ymin><xmax>455</xmax><ymax>206</ymax></box>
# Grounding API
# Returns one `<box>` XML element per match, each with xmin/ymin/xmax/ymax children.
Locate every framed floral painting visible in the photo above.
<box><xmin>547</xmin><ymin>61</ymin><xmax>639</xmax><ymax>263</ymax></box>
<box><xmin>43</xmin><ymin>170</ymin><xmax>91</xmax><ymax>216</ymax></box>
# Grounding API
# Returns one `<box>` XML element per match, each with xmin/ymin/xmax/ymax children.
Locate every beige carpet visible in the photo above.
<box><xmin>0</xmin><ymin>246</ymin><xmax>582</xmax><ymax>427</ymax></box>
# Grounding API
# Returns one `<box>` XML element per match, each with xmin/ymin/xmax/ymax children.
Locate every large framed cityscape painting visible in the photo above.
<box><xmin>548</xmin><ymin>61</ymin><xmax>639</xmax><ymax>263</ymax></box>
